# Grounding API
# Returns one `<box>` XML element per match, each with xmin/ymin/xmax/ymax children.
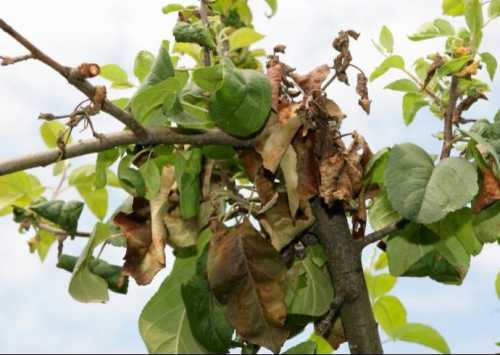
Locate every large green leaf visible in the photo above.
<box><xmin>68</xmin><ymin>223</ymin><xmax>111</xmax><ymax>303</ymax></box>
<box><xmin>181</xmin><ymin>245</ymin><xmax>233</xmax><ymax>353</ymax></box>
<box><xmin>288</xmin><ymin>254</ymin><xmax>334</xmax><ymax>317</ymax></box>
<box><xmin>228</xmin><ymin>27</ymin><xmax>264</xmax><ymax>51</ymax></box>
<box><xmin>395</xmin><ymin>323</ymin><xmax>450</xmax><ymax>354</ymax></box>
<box><xmin>369</xmin><ymin>55</ymin><xmax>405</xmax><ymax>81</ymax></box>
<box><xmin>373</xmin><ymin>295</ymin><xmax>407</xmax><ymax>338</ymax></box>
<box><xmin>443</xmin><ymin>0</ymin><xmax>465</xmax><ymax>16</ymax></box>
<box><xmin>209</xmin><ymin>60</ymin><xmax>272</xmax><ymax>138</ymax></box>
<box><xmin>0</xmin><ymin>172</ymin><xmax>44</xmax><ymax>216</ymax></box>
<box><xmin>408</xmin><ymin>19</ymin><xmax>454</xmax><ymax>41</ymax></box>
<box><xmin>139</xmin><ymin>236</ymin><xmax>209</xmax><ymax>354</ymax></box>
<box><xmin>385</xmin><ymin>143</ymin><xmax>478</xmax><ymax>224</ymax></box>
<box><xmin>30</xmin><ymin>200</ymin><xmax>84</xmax><ymax>235</ymax></box>
<box><xmin>141</xmin><ymin>41</ymin><xmax>175</xmax><ymax>88</ymax></box>
<box><xmin>174</xmin><ymin>149</ymin><xmax>202</xmax><ymax>219</ymax></box>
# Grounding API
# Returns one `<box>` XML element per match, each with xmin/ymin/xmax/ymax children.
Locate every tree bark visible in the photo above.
<box><xmin>312</xmin><ymin>199</ymin><xmax>383</xmax><ymax>354</ymax></box>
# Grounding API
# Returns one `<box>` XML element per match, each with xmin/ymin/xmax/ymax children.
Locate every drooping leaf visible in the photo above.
<box><xmin>380</xmin><ymin>26</ymin><xmax>394</xmax><ymax>53</ymax></box>
<box><xmin>385</xmin><ymin>143</ymin><xmax>478</xmax><ymax>224</ymax></box>
<box><xmin>395</xmin><ymin>323</ymin><xmax>450</xmax><ymax>354</ymax></box>
<box><xmin>280</xmin><ymin>146</ymin><xmax>300</xmax><ymax>218</ymax></box>
<box><xmin>181</xmin><ymin>245</ymin><xmax>233</xmax><ymax>353</ymax></box>
<box><xmin>373</xmin><ymin>295</ymin><xmax>407</xmax><ymax>338</ymax></box>
<box><xmin>290</xmin><ymin>65</ymin><xmax>331</xmax><ymax>95</ymax></box>
<box><xmin>134</xmin><ymin>50</ymin><xmax>155</xmax><ymax>83</ymax></box>
<box><xmin>480</xmin><ymin>52</ymin><xmax>498</xmax><ymax>81</ymax></box>
<box><xmin>68</xmin><ymin>223</ymin><xmax>111</xmax><ymax>303</ymax></box>
<box><xmin>174</xmin><ymin>149</ymin><xmax>202</xmax><ymax>219</ymax></box>
<box><xmin>30</xmin><ymin>200</ymin><xmax>84</xmax><ymax>235</ymax></box>
<box><xmin>228</xmin><ymin>27</ymin><xmax>265</xmax><ymax>51</ymax></box>
<box><xmin>402</xmin><ymin>93</ymin><xmax>428</xmax><ymax>125</ymax></box>
<box><xmin>369</xmin><ymin>55</ymin><xmax>405</xmax><ymax>82</ymax></box>
<box><xmin>0</xmin><ymin>172</ymin><xmax>44</xmax><ymax>216</ymax></box>
<box><xmin>40</xmin><ymin>121</ymin><xmax>70</xmax><ymax>148</ymax></box>
<box><xmin>408</xmin><ymin>19</ymin><xmax>455</xmax><ymax>41</ymax></box>
<box><xmin>207</xmin><ymin>220</ymin><xmax>289</xmax><ymax>353</ymax></box>
<box><xmin>385</xmin><ymin>79</ymin><xmax>419</xmax><ymax>92</ymax></box>
<box><xmin>209</xmin><ymin>59</ymin><xmax>272</xmax><ymax>138</ymax></box>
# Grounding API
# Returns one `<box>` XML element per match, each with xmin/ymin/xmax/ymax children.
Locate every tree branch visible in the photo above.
<box><xmin>357</xmin><ymin>219</ymin><xmax>409</xmax><ymax>250</ymax></box>
<box><xmin>38</xmin><ymin>223</ymin><xmax>91</xmax><ymax>238</ymax></box>
<box><xmin>0</xmin><ymin>18</ymin><xmax>148</xmax><ymax>139</ymax></box>
<box><xmin>0</xmin><ymin>53</ymin><xmax>33</xmax><ymax>66</ymax></box>
<box><xmin>0</xmin><ymin>127</ymin><xmax>255</xmax><ymax>176</ymax></box>
<box><xmin>199</xmin><ymin>0</ymin><xmax>212</xmax><ymax>66</ymax></box>
<box><xmin>440</xmin><ymin>76</ymin><xmax>459</xmax><ymax>159</ymax></box>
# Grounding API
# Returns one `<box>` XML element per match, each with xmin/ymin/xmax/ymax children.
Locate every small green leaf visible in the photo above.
<box><xmin>112</xmin><ymin>98</ymin><xmax>129</xmax><ymax>109</ymax></box>
<box><xmin>40</xmin><ymin>121</ymin><xmax>70</xmax><ymax>148</ymax></box>
<box><xmin>402</xmin><ymin>93</ymin><xmax>428</xmax><ymax>125</ymax></box>
<box><xmin>162</xmin><ymin>3</ymin><xmax>184</xmax><ymax>14</ymax></box>
<box><xmin>309</xmin><ymin>333</ymin><xmax>333</xmax><ymax>354</ymax></box>
<box><xmin>263</xmin><ymin>0</ymin><xmax>278</xmax><ymax>17</ymax></box>
<box><xmin>365</xmin><ymin>272</ymin><xmax>397</xmax><ymax>302</ymax></box>
<box><xmin>385</xmin><ymin>79</ymin><xmax>419</xmax><ymax>92</ymax></box>
<box><xmin>77</xmin><ymin>185</ymin><xmax>108</xmax><ymax>221</ymax></box>
<box><xmin>495</xmin><ymin>272</ymin><xmax>500</xmax><ymax>300</ymax></box>
<box><xmin>100</xmin><ymin>64</ymin><xmax>133</xmax><ymax>87</ymax></box>
<box><xmin>139</xmin><ymin>159</ymin><xmax>161</xmax><ymax>200</ymax></box>
<box><xmin>174</xmin><ymin>149</ymin><xmax>202</xmax><ymax>219</ymax></box>
<box><xmin>373</xmin><ymin>295</ymin><xmax>407</xmax><ymax>337</ymax></box>
<box><xmin>480</xmin><ymin>52</ymin><xmax>497</xmax><ymax>81</ymax></box>
<box><xmin>173</xmin><ymin>42</ymin><xmax>202</xmax><ymax>64</ymax></box>
<box><xmin>30</xmin><ymin>200</ymin><xmax>84</xmax><ymax>235</ymax></box>
<box><xmin>284</xmin><ymin>341</ymin><xmax>317</xmax><ymax>354</ymax></box>
<box><xmin>228</xmin><ymin>27</ymin><xmax>265</xmax><ymax>51</ymax></box>
<box><xmin>118</xmin><ymin>156</ymin><xmax>146</xmax><ymax>197</ymax></box>
<box><xmin>134</xmin><ymin>50</ymin><xmax>155</xmax><ymax>83</ymax></box>
<box><xmin>465</xmin><ymin>0</ymin><xmax>484</xmax><ymax>51</ymax></box>
<box><xmin>380</xmin><ymin>26</ymin><xmax>394</xmax><ymax>53</ymax></box>
<box><xmin>489</xmin><ymin>0</ymin><xmax>500</xmax><ymax>18</ymax></box>
<box><xmin>193</xmin><ymin>65</ymin><xmax>223</xmax><ymax>92</ymax></box>
<box><xmin>369</xmin><ymin>55</ymin><xmax>405</xmax><ymax>82</ymax></box>
<box><xmin>443</xmin><ymin>0</ymin><xmax>465</xmax><ymax>16</ymax></box>
<box><xmin>374</xmin><ymin>252</ymin><xmax>389</xmax><ymax>271</ymax></box>
<box><xmin>35</xmin><ymin>229</ymin><xmax>56</xmax><ymax>262</ymax></box>
<box><xmin>0</xmin><ymin>172</ymin><xmax>44</xmax><ymax>216</ymax></box>
<box><xmin>95</xmin><ymin>148</ymin><xmax>119</xmax><ymax>189</ymax></box>
<box><xmin>395</xmin><ymin>323</ymin><xmax>450</xmax><ymax>354</ymax></box>
<box><xmin>408</xmin><ymin>19</ymin><xmax>455</xmax><ymax>41</ymax></box>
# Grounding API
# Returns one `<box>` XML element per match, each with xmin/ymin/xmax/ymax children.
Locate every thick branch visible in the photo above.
<box><xmin>440</xmin><ymin>76</ymin><xmax>459</xmax><ymax>159</ymax></box>
<box><xmin>0</xmin><ymin>127</ymin><xmax>254</xmax><ymax>176</ymax></box>
<box><xmin>0</xmin><ymin>18</ymin><xmax>148</xmax><ymax>139</ymax></box>
<box><xmin>357</xmin><ymin>219</ymin><xmax>409</xmax><ymax>250</ymax></box>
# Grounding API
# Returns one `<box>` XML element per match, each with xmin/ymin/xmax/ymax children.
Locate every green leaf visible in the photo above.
<box><xmin>309</xmin><ymin>333</ymin><xmax>333</xmax><ymax>354</ymax></box>
<box><xmin>480</xmin><ymin>52</ymin><xmax>498</xmax><ymax>81</ymax></box>
<box><xmin>68</xmin><ymin>223</ymin><xmax>111</xmax><ymax>303</ymax></box>
<box><xmin>473</xmin><ymin>202</ymin><xmax>500</xmax><ymax>243</ymax></box>
<box><xmin>0</xmin><ymin>172</ymin><xmax>44</xmax><ymax>216</ymax></box>
<box><xmin>53</xmin><ymin>161</ymin><xmax>65</xmax><ymax>176</ymax></box>
<box><xmin>489</xmin><ymin>0</ymin><xmax>500</xmax><ymax>18</ymax></box>
<box><xmin>395</xmin><ymin>323</ymin><xmax>450</xmax><ymax>354</ymax></box>
<box><xmin>443</xmin><ymin>0</ymin><xmax>465</xmax><ymax>16</ymax></box>
<box><xmin>95</xmin><ymin>148</ymin><xmax>119</xmax><ymax>189</ymax></box>
<box><xmin>162</xmin><ymin>3</ymin><xmax>184</xmax><ymax>14</ymax></box>
<box><xmin>174</xmin><ymin>21</ymin><xmax>215</xmax><ymax>50</ymax></box>
<box><xmin>495</xmin><ymin>272</ymin><xmax>500</xmax><ymax>300</ymax></box>
<box><xmin>385</xmin><ymin>143</ymin><xmax>478</xmax><ymax>224</ymax></box>
<box><xmin>385</xmin><ymin>79</ymin><xmax>419</xmax><ymax>92</ymax></box>
<box><xmin>408</xmin><ymin>19</ymin><xmax>455</xmax><ymax>41</ymax></box>
<box><xmin>139</xmin><ymin>237</ymin><xmax>209</xmax><ymax>354</ymax></box>
<box><xmin>438</xmin><ymin>55</ymin><xmax>471</xmax><ymax>76</ymax></box>
<box><xmin>368</xmin><ymin>191</ymin><xmax>401</xmax><ymax>231</ymax></box>
<box><xmin>139</xmin><ymin>159</ymin><xmax>161</xmax><ymax>200</ymax></box>
<box><xmin>100</xmin><ymin>64</ymin><xmax>133</xmax><ymax>88</ymax></box>
<box><xmin>373</xmin><ymin>295</ymin><xmax>407</xmax><ymax>338</ymax></box>
<box><xmin>402</xmin><ymin>93</ymin><xmax>428</xmax><ymax>125</ymax></box>
<box><xmin>173</xmin><ymin>42</ymin><xmax>202</xmax><ymax>64</ymax></box>
<box><xmin>380</xmin><ymin>26</ymin><xmax>394</xmax><ymax>53</ymax></box>
<box><xmin>112</xmin><ymin>97</ymin><xmax>129</xmax><ymax>109</ymax></box>
<box><xmin>193</xmin><ymin>65</ymin><xmax>223</xmax><ymax>92</ymax></box>
<box><xmin>374</xmin><ymin>252</ymin><xmax>389</xmax><ymax>270</ymax></box>
<box><xmin>77</xmin><ymin>185</ymin><xmax>108</xmax><ymax>221</ymax></box>
<box><xmin>288</xmin><ymin>254</ymin><xmax>334</xmax><ymax>317</ymax></box>
<box><xmin>209</xmin><ymin>60</ymin><xmax>272</xmax><ymax>137</ymax></box>
<box><xmin>118</xmin><ymin>156</ymin><xmax>146</xmax><ymax>197</ymax></box>
<box><xmin>365</xmin><ymin>272</ymin><xmax>397</xmax><ymax>302</ymax></box>
<box><xmin>134</xmin><ymin>50</ymin><xmax>155</xmax><ymax>83</ymax></box>
<box><xmin>284</xmin><ymin>341</ymin><xmax>317</xmax><ymax>354</ymax></box>
<box><xmin>40</xmin><ymin>121</ymin><xmax>70</xmax><ymax>148</ymax></box>
<box><xmin>175</xmin><ymin>149</ymin><xmax>202</xmax><ymax>219</ymax></box>
<box><xmin>465</xmin><ymin>0</ymin><xmax>484</xmax><ymax>51</ymax></box>
<box><xmin>264</xmin><ymin>0</ymin><xmax>278</xmax><ymax>17</ymax></box>
<box><xmin>369</xmin><ymin>55</ymin><xmax>405</xmax><ymax>82</ymax></box>
<box><xmin>181</xmin><ymin>245</ymin><xmax>233</xmax><ymax>353</ymax></box>
<box><xmin>30</xmin><ymin>200</ymin><xmax>84</xmax><ymax>235</ymax></box>
<box><xmin>364</xmin><ymin>148</ymin><xmax>389</xmax><ymax>186</ymax></box>
<box><xmin>228</xmin><ymin>27</ymin><xmax>265</xmax><ymax>51</ymax></box>
<box><xmin>34</xmin><ymin>229</ymin><xmax>56</xmax><ymax>262</ymax></box>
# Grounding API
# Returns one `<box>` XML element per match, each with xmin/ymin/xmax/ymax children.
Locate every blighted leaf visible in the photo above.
<box><xmin>0</xmin><ymin>172</ymin><xmax>44</xmax><ymax>216</ymax></box>
<box><xmin>164</xmin><ymin>206</ymin><xmax>198</xmax><ymax>249</ymax></box>
<box><xmin>113</xmin><ymin>197</ymin><xmax>164</xmax><ymax>285</ymax></box>
<box><xmin>402</xmin><ymin>93</ymin><xmax>428</xmax><ymax>125</ymax></box>
<box><xmin>31</xmin><ymin>200</ymin><xmax>84</xmax><ymax>235</ymax></box>
<box><xmin>139</xmin><ymin>234</ymin><xmax>209</xmax><ymax>354</ymax></box>
<box><xmin>134</xmin><ymin>50</ymin><xmax>155</xmax><ymax>83</ymax></box>
<box><xmin>207</xmin><ymin>220</ymin><xmax>289</xmax><ymax>353</ymax></box>
<box><xmin>408</xmin><ymin>19</ymin><xmax>454</xmax><ymax>41</ymax></box>
<box><xmin>259</xmin><ymin>195</ymin><xmax>315</xmax><ymax>251</ymax></box>
<box><xmin>266</xmin><ymin>60</ymin><xmax>283</xmax><ymax>111</ymax></box>
<box><xmin>369</xmin><ymin>55</ymin><xmax>405</xmax><ymax>82</ymax></box>
<box><xmin>473</xmin><ymin>168</ymin><xmax>500</xmax><ymax>212</ymax></box>
<box><xmin>373</xmin><ymin>295</ymin><xmax>407</xmax><ymax>338</ymax></box>
<box><xmin>256</xmin><ymin>105</ymin><xmax>303</xmax><ymax>173</ymax></box>
<box><xmin>239</xmin><ymin>149</ymin><xmax>276</xmax><ymax>204</ymax></box>
<box><xmin>292</xmin><ymin>131</ymin><xmax>319</xmax><ymax>201</ymax></box>
<box><xmin>40</xmin><ymin>121</ymin><xmax>70</xmax><ymax>148</ymax></box>
<box><xmin>174</xmin><ymin>21</ymin><xmax>215</xmax><ymax>50</ymax></box>
<box><xmin>209</xmin><ymin>60</ymin><xmax>272</xmax><ymax>138</ymax></box>
<box><xmin>385</xmin><ymin>143</ymin><xmax>478</xmax><ymax>224</ymax></box>
<box><xmin>181</xmin><ymin>245</ymin><xmax>233</xmax><ymax>353</ymax></box>
<box><xmin>174</xmin><ymin>149</ymin><xmax>202</xmax><ymax>219</ymax></box>
<box><xmin>58</xmin><ymin>254</ymin><xmax>128</xmax><ymax>295</ymax></box>
<box><xmin>290</xmin><ymin>64</ymin><xmax>330</xmax><ymax>95</ymax></box>
<box><xmin>228</xmin><ymin>27</ymin><xmax>264</xmax><ymax>51</ymax></box>
<box><xmin>68</xmin><ymin>223</ymin><xmax>111</xmax><ymax>303</ymax></box>
<box><xmin>395</xmin><ymin>323</ymin><xmax>450</xmax><ymax>354</ymax></box>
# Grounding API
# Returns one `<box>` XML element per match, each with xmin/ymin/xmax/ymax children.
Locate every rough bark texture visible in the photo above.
<box><xmin>312</xmin><ymin>199</ymin><xmax>383</xmax><ymax>354</ymax></box>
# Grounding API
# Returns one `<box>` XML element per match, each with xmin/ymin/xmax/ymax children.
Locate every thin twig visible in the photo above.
<box><xmin>316</xmin><ymin>296</ymin><xmax>345</xmax><ymax>336</ymax></box>
<box><xmin>357</xmin><ymin>220</ymin><xmax>409</xmax><ymax>250</ymax></box>
<box><xmin>0</xmin><ymin>53</ymin><xmax>33</xmax><ymax>66</ymax></box>
<box><xmin>38</xmin><ymin>223</ymin><xmax>91</xmax><ymax>238</ymax></box>
<box><xmin>440</xmin><ymin>76</ymin><xmax>459</xmax><ymax>159</ymax></box>
<box><xmin>0</xmin><ymin>18</ymin><xmax>148</xmax><ymax>139</ymax></box>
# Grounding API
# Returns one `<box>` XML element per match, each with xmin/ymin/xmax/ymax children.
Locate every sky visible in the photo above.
<box><xmin>0</xmin><ymin>0</ymin><xmax>499</xmax><ymax>353</ymax></box>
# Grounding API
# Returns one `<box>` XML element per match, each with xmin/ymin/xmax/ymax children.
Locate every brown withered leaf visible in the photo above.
<box><xmin>332</xmin><ymin>30</ymin><xmax>358</xmax><ymax>85</ymax></box>
<box><xmin>259</xmin><ymin>194</ymin><xmax>315</xmax><ymax>251</ymax></box>
<box><xmin>267</xmin><ymin>61</ymin><xmax>284</xmax><ymax>111</ymax></box>
<box><xmin>356</xmin><ymin>72</ymin><xmax>371</xmax><ymax>114</ymax></box>
<box><xmin>293</xmin><ymin>130</ymin><xmax>319</xmax><ymax>201</ymax></box>
<box><xmin>424</xmin><ymin>54</ymin><xmax>444</xmax><ymax>89</ymax></box>
<box><xmin>207</xmin><ymin>220</ymin><xmax>289</xmax><ymax>353</ymax></box>
<box><xmin>473</xmin><ymin>168</ymin><xmax>500</xmax><ymax>212</ymax></box>
<box><xmin>314</xmin><ymin>95</ymin><xmax>346</xmax><ymax>121</ymax></box>
<box><xmin>164</xmin><ymin>206</ymin><xmax>198</xmax><ymax>249</ymax></box>
<box><xmin>256</xmin><ymin>105</ymin><xmax>303</xmax><ymax>173</ymax></box>
<box><xmin>239</xmin><ymin>149</ymin><xmax>276</xmax><ymax>204</ymax></box>
<box><xmin>319</xmin><ymin>132</ymin><xmax>369</xmax><ymax>205</ymax></box>
<box><xmin>113</xmin><ymin>197</ymin><xmax>163</xmax><ymax>285</ymax></box>
<box><xmin>290</xmin><ymin>64</ymin><xmax>330</xmax><ymax>95</ymax></box>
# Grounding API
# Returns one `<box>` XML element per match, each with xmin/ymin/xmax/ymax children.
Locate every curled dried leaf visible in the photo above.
<box><xmin>473</xmin><ymin>168</ymin><xmax>500</xmax><ymax>213</ymax></box>
<box><xmin>424</xmin><ymin>54</ymin><xmax>444</xmax><ymax>89</ymax></box>
<box><xmin>267</xmin><ymin>61</ymin><xmax>284</xmax><ymax>111</ymax></box>
<box><xmin>273</xmin><ymin>44</ymin><xmax>287</xmax><ymax>54</ymax></box>
<box><xmin>293</xmin><ymin>130</ymin><xmax>319</xmax><ymax>201</ymax></box>
<box><xmin>239</xmin><ymin>149</ymin><xmax>276</xmax><ymax>204</ymax></box>
<box><xmin>332</xmin><ymin>30</ymin><xmax>358</xmax><ymax>85</ymax></box>
<box><xmin>356</xmin><ymin>72</ymin><xmax>371</xmax><ymax>114</ymax></box>
<box><xmin>290</xmin><ymin>65</ymin><xmax>331</xmax><ymax>96</ymax></box>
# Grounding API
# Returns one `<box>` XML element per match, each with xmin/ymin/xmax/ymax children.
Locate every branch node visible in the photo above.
<box><xmin>69</xmin><ymin>62</ymin><xmax>100</xmax><ymax>80</ymax></box>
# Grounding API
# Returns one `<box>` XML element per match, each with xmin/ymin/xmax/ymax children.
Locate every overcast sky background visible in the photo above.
<box><xmin>0</xmin><ymin>0</ymin><xmax>499</xmax><ymax>353</ymax></box>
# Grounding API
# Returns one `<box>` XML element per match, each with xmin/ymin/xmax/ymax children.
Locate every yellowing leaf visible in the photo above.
<box><xmin>228</xmin><ymin>28</ymin><xmax>265</xmax><ymax>51</ymax></box>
